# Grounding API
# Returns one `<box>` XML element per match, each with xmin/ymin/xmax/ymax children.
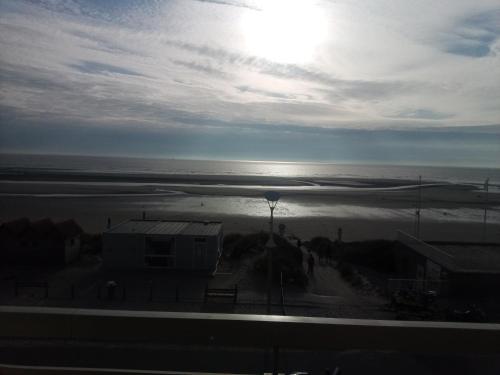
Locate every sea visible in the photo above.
<box><xmin>0</xmin><ymin>153</ymin><xmax>499</xmax><ymax>185</ymax></box>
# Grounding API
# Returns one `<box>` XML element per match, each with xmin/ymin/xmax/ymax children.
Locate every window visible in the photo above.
<box><xmin>144</xmin><ymin>237</ymin><xmax>175</xmax><ymax>268</ymax></box>
<box><xmin>145</xmin><ymin>256</ymin><xmax>174</xmax><ymax>268</ymax></box>
<box><xmin>145</xmin><ymin>238</ymin><xmax>174</xmax><ymax>255</ymax></box>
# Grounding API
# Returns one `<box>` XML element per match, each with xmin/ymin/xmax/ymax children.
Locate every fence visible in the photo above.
<box><xmin>280</xmin><ymin>272</ymin><xmax>286</xmax><ymax>316</ymax></box>
<box><xmin>5</xmin><ymin>278</ymin><xmax>247</xmax><ymax>308</ymax></box>
<box><xmin>5</xmin><ymin>280</ymin><xmax>206</xmax><ymax>304</ymax></box>
<box><xmin>204</xmin><ymin>284</ymin><xmax>238</xmax><ymax>304</ymax></box>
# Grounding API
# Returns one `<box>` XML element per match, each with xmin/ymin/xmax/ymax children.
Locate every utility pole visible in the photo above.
<box><xmin>483</xmin><ymin>178</ymin><xmax>489</xmax><ymax>242</ymax></box>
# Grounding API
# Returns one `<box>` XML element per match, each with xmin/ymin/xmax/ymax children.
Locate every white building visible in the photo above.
<box><xmin>103</xmin><ymin>219</ymin><xmax>223</xmax><ymax>273</ymax></box>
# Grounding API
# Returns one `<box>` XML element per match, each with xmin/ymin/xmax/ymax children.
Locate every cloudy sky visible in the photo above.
<box><xmin>0</xmin><ymin>0</ymin><xmax>499</xmax><ymax>166</ymax></box>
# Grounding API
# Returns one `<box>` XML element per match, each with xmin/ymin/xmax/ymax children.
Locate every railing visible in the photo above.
<box><xmin>397</xmin><ymin>231</ymin><xmax>458</xmax><ymax>271</ymax></box>
<box><xmin>0</xmin><ymin>363</ymin><xmax>233</xmax><ymax>375</ymax></box>
<box><xmin>1</xmin><ymin>306</ymin><xmax>499</xmax><ymax>354</ymax></box>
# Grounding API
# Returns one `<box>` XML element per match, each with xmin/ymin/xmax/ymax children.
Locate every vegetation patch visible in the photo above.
<box><xmin>223</xmin><ymin>232</ymin><xmax>267</xmax><ymax>259</ymax></box>
<box><xmin>253</xmin><ymin>234</ymin><xmax>308</xmax><ymax>287</ymax></box>
<box><xmin>81</xmin><ymin>233</ymin><xmax>102</xmax><ymax>255</ymax></box>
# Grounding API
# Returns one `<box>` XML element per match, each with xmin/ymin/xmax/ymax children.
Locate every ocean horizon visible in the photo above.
<box><xmin>1</xmin><ymin>153</ymin><xmax>499</xmax><ymax>186</ymax></box>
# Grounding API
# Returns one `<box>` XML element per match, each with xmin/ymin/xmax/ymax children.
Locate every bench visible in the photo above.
<box><xmin>204</xmin><ymin>284</ymin><xmax>238</xmax><ymax>304</ymax></box>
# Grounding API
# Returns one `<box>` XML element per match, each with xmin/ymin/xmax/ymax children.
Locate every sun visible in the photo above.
<box><xmin>240</xmin><ymin>1</ymin><xmax>327</xmax><ymax>64</ymax></box>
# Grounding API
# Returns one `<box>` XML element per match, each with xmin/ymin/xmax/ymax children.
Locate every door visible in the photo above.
<box><xmin>193</xmin><ymin>238</ymin><xmax>207</xmax><ymax>269</ymax></box>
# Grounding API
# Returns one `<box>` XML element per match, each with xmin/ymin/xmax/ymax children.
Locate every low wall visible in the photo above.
<box><xmin>1</xmin><ymin>306</ymin><xmax>500</xmax><ymax>354</ymax></box>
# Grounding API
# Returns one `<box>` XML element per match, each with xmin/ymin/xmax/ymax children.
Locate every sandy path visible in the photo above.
<box><xmin>300</xmin><ymin>246</ymin><xmax>358</xmax><ymax>300</ymax></box>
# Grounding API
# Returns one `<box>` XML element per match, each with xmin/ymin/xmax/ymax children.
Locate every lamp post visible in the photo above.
<box><xmin>264</xmin><ymin>191</ymin><xmax>280</xmax><ymax>314</ymax></box>
<box><xmin>414</xmin><ymin>175</ymin><xmax>422</xmax><ymax>239</ymax></box>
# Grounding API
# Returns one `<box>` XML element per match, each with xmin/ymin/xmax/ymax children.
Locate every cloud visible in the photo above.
<box><xmin>69</xmin><ymin>60</ymin><xmax>146</xmax><ymax>77</ymax></box>
<box><xmin>2</xmin><ymin>111</ymin><xmax>499</xmax><ymax>167</ymax></box>
<box><xmin>235</xmin><ymin>85</ymin><xmax>295</xmax><ymax>99</ymax></box>
<box><xmin>167</xmin><ymin>39</ymin><xmax>427</xmax><ymax>101</ymax></box>
<box><xmin>442</xmin><ymin>9</ymin><xmax>500</xmax><ymax>57</ymax></box>
<box><xmin>389</xmin><ymin>108</ymin><xmax>453</xmax><ymax>120</ymax></box>
<box><xmin>171</xmin><ymin>60</ymin><xmax>227</xmax><ymax>78</ymax></box>
<box><xmin>192</xmin><ymin>0</ymin><xmax>261</xmax><ymax>11</ymax></box>
<box><xmin>1</xmin><ymin>0</ymin><xmax>500</xmax><ymax>165</ymax></box>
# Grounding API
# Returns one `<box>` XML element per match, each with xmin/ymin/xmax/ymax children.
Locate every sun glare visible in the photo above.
<box><xmin>241</xmin><ymin>1</ymin><xmax>328</xmax><ymax>64</ymax></box>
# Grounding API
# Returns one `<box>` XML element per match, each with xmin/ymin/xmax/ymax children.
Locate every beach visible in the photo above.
<box><xmin>1</xmin><ymin>170</ymin><xmax>499</xmax><ymax>242</ymax></box>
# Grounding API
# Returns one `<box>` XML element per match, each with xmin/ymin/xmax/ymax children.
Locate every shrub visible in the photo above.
<box><xmin>81</xmin><ymin>233</ymin><xmax>102</xmax><ymax>254</ymax></box>
<box><xmin>225</xmin><ymin>232</ymin><xmax>268</xmax><ymax>259</ymax></box>
<box><xmin>351</xmin><ymin>274</ymin><xmax>363</xmax><ymax>287</ymax></box>
<box><xmin>253</xmin><ymin>235</ymin><xmax>307</xmax><ymax>287</ymax></box>
<box><xmin>309</xmin><ymin>236</ymin><xmax>331</xmax><ymax>253</ymax></box>
<box><xmin>338</xmin><ymin>262</ymin><xmax>354</xmax><ymax>279</ymax></box>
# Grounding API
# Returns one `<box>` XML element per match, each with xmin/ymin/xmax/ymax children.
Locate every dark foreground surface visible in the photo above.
<box><xmin>1</xmin><ymin>339</ymin><xmax>500</xmax><ymax>375</ymax></box>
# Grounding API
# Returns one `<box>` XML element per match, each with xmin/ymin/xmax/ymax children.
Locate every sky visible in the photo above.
<box><xmin>0</xmin><ymin>0</ymin><xmax>499</xmax><ymax>166</ymax></box>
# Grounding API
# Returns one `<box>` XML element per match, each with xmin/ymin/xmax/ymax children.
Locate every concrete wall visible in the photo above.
<box><xmin>2</xmin><ymin>306</ymin><xmax>500</xmax><ymax>354</ymax></box>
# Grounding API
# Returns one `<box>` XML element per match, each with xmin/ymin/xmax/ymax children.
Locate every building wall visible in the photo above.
<box><xmin>448</xmin><ymin>272</ymin><xmax>500</xmax><ymax>297</ymax></box>
<box><xmin>394</xmin><ymin>243</ymin><xmax>428</xmax><ymax>279</ymax></box>
<box><xmin>103</xmin><ymin>231</ymin><xmax>222</xmax><ymax>272</ymax></box>
<box><xmin>174</xmin><ymin>235</ymin><xmax>220</xmax><ymax>272</ymax></box>
<box><xmin>64</xmin><ymin>236</ymin><xmax>81</xmax><ymax>264</ymax></box>
<box><xmin>103</xmin><ymin>233</ymin><xmax>145</xmax><ymax>268</ymax></box>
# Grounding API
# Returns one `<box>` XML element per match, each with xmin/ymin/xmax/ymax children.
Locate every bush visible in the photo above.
<box><xmin>81</xmin><ymin>233</ymin><xmax>102</xmax><ymax>254</ymax></box>
<box><xmin>338</xmin><ymin>262</ymin><xmax>354</xmax><ymax>279</ymax></box>
<box><xmin>224</xmin><ymin>232</ymin><xmax>268</xmax><ymax>259</ymax></box>
<box><xmin>308</xmin><ymin>236</ymin><xmax>343</xmax><ymax>261</ymax></box>
<box><xmin>351</xmin><ymin>274</ymin><xmax>363</xmax><ymax>287</ymax></box>
<box><xmin>253</xmin><ymin>235</ymin><xmax>307</xmax><ymax>287</ymax></box>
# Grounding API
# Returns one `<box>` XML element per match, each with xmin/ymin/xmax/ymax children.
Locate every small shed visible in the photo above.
<box><xmin>103</xmin><ymin>219</ymin><xmax>223</xmax><ymax>273</ymax></box>
<box><xmin>395</xmin><ymin>231</ymin><xmax>500</xmax><ymax>297</ymax></box>
<box><xmin>0</xmin><ymin>218</ymin><xmax>83</xmax><ymax>265</ymax></box>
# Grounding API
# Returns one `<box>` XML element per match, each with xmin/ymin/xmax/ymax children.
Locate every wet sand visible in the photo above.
<box><xmin>0</xmin><ymin>173</ymin><xmax>498</xmax><ymax>242</ymax></box>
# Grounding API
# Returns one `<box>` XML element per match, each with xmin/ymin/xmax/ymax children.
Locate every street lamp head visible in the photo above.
<box><xmin>264</xmin><ymin>191</ymin><xmax>280</xmax><ymax>202</ymax></box>
<box><xmin>264</xmin><ymin>191</ymin><xmax>281</xmax><ymax>209</ymax></box>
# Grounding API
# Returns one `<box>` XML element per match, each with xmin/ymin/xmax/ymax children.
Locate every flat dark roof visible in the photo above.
<box><xmin>106</xmin><ymin>219</ymin><xmax>222</xmax><ymax>237</ymax></box>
